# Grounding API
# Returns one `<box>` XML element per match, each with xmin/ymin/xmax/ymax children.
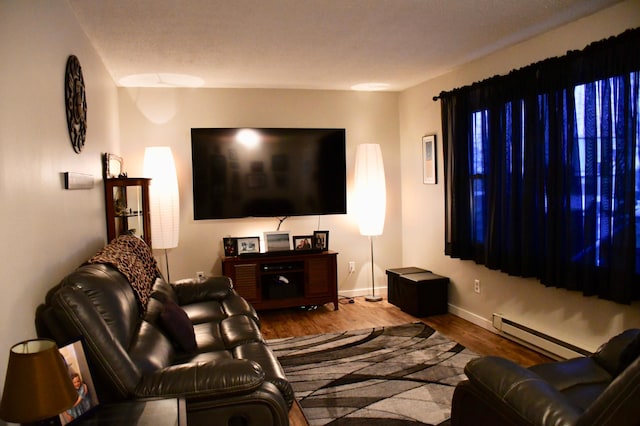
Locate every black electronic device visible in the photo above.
<box><xmin>191</xmin><ymin>128</ymin><xmax>347</xmax><ymax>220</ymax></box>
<box><xmin>261</xmin><ymin>261</ymin><xmax>304</xmax><ymax>272</ymax></box>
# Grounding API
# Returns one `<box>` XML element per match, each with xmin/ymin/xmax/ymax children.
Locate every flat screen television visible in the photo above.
<box><xmin>191</xmin><ymin>128</ymin><xmax>347</xmax><ymax>220</ymax></box>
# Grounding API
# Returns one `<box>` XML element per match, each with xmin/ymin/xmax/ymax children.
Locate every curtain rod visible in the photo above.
<box><xmin>431</xmin><ymin>27</ymin><xmax>640</xmax><ymax>103</ymax></box>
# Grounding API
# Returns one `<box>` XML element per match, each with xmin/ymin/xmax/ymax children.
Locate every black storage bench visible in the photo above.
<box><xmin>386</xmin><ymin>267</ymin><xmax>449</xmax><ymax>317</ymax></box>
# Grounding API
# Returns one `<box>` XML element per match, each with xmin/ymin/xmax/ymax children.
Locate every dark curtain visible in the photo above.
<box><xmin>438</xmin><ymin>28</ymin><xmax>640</xmax><ymax>304</ymax></box>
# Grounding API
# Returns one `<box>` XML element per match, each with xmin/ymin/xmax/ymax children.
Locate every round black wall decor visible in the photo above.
<box><xmin>65</xmin><ymin>55</ymin><xmax>87</xmax><ymax>153</ymax></box>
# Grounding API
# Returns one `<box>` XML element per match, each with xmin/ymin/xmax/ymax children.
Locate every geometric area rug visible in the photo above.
<box><xmin>267</xmin><ymin>322</ymin><xmax>478</xmax><ymax>425</ymax></box>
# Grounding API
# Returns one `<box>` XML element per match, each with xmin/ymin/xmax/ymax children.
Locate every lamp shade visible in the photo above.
<box><xmin>0</xmin><ymin>339</ymin><xmax>77</xmax><ymax>423</ymax></box>
<box><xmin>354</xmin><ymin>144</ymin><xmax>386</xmax><ymax>236</ymax></box>
<box><xmin>144</xmin><ymin>146</ymin><xmax>180</xmax><ymax>249</ymax></box>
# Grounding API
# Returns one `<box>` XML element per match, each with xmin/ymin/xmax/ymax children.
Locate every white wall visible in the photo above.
<box><xmin>0</xmin><ymin>0</ymin><xmax>119</xmax><ymax>401</ymax></box>
<box><xmin>117</xmin><ymin>88</ymin><xmax>403</xmax><ymax>297</ymax></box>
<box><xmin>399</xmin><ymin>0</ymin><xmax>640</xmax><ymax>352</ymax></box>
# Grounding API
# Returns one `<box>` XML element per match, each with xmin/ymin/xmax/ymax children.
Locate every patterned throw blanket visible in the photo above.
<box><xmin>86</xmin><ymin>235</ymin><xmax>159</xmax><ymax>312</ymax></box>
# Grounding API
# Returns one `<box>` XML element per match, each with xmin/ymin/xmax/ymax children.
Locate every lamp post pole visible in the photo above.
<box><xmin>365</xmin><ymin>235</ymin><xmax>382</xmax><ymax>302</ymax></box>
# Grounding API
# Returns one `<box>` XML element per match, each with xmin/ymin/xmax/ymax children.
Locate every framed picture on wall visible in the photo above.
<box><xmin>422</xmin><ymin>135</ymin><xmax>437</xmax><ymax>184</ymax></box>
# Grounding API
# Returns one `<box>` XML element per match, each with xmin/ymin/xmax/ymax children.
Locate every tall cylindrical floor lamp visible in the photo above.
<box><xmin>144</xmin><ymin>146</ymin><xmax>180</xmax><ymax>282</ymax></box>
<box><xmin>354</xmin><ymin>144</ymin><xmax>386</xmax><ymax>302</ymax></box>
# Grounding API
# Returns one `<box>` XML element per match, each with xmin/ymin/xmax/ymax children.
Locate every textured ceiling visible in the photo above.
<box><xmin>68</xmin><ymin>0</ymin><xmax>623</xmax><ymax>91</ymax></box>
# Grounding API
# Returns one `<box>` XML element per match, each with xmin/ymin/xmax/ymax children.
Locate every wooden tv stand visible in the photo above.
<box><xmin>221</xmin><ymin>250</ymin><xmax>338</xmax><ymax>311</ymax></box>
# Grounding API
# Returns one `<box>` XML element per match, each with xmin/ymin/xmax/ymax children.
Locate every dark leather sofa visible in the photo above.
<box><xmin>451</xmin><ymin>328</ymin><xmax>640</xmax><ymax>426</ymax></box>
<box><xmin>36</xmin><ymin>235</ymin><xmax>293</xmax><ymax>426</ymax></box>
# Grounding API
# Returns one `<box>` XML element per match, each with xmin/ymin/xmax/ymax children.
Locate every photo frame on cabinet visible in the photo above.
<box><xmin>237</xmin><ymin>237</ymin><xmax>260</xmax><ymax>255</ymax></box>
<box><xmin>104</xmin><ymin>153</ymin><xmax>123</xmax><ymax>179</ymax></box>
<box><xmin>313</xmin><ymin>230</ymin><xmax>329</xmax><ymax>250</ymax></box>
<box><xmin>422</xmin><ymin>135</ymin><xmax>437</xmax><ymax>184</ymax></box>
<box><xmin>264</xmin><ymin>231</ymin><xmax>291</xmax><ymax>252</ymax></box>
<box><xmin>293</xmin><ymin>235</ymin><xmax>314</xmax><ymax>250</ymax></box>
<box><xmin>222</xmin><ymin>237</ymin><xmax>238</xmax><ymax>256</ymax></box>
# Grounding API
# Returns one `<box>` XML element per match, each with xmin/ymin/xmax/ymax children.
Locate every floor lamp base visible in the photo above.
<box><xmin>365</xmin><ymin>295</ymin><xmax>382</xmax><ymax>302</ymax></box>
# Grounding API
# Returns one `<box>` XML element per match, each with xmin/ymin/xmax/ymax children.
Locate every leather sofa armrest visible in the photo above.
<box><xmin>134</xmin><ymin>358</ymin><xmax>265</xmax><ymax>399</ymax></box>
<box><xmin>464</xmin><ymin>356</ymin><xmax>582</xmax><ymax>426</ymax></box>
<box><xmin>578</xmin><ymin>356</ymin><xmax>640</xmax><ymax>426</ymax></box>
<box><xmin>592</xmin><ymin>329</ymin><xmax>640</xmax><ymax>375</ymax></box>
<box><xmin>171</xmin><ymin>276</ymin><xmax>233</xmax><ymax>305</ymax></box>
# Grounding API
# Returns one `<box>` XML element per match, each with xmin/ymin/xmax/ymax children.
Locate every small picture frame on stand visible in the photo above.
<box><xmin>223</xmin><ymin>237</ymin><xmax>237</xmax><ymax>256</ymax></box>
<box><xmin>264</xmin><ymin>231</ymin><xmax>291</xmax><ymax>252</ymax></box>
<box><xmin>58</xmin><ymin>339</ymin><xmax>99</xmax><ymax>424</ymax></box>
<box><xmin>313</xmin><ymin>230</ymin><xmax>329</xmax><ymax>250</ymax></box>
<box><xmin>293</xmin><ymin>235</ymin><xmax>314</xmax><ymax>250</ymax></box>
<box><xmin>104</xmin><ymin>153</ymin><xmax>124</xmax><ymax>179</ymax></box>
<box><xmin>237</xmin><ymin>236</ymin><xmax>260</xmax><ymax>255</ymax></box>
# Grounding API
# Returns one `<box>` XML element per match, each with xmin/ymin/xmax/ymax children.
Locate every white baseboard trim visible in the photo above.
<box><xmin>337</xmin><ymin>294</ymin><xmax>498</xmax><ymax>338</ymax></box>
<box><xmin>447</xmin><ymin>303</ymin><xmax>495</xmax><ymax>333</ymax></box>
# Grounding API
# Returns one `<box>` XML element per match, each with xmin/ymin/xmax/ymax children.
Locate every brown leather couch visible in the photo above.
<box><xmin>36</xmin><ymin>236</ymin><xmax>293</xmax><ymax>426</ymax></box>
<box><xmin>451</xmin><ymin>329</ymin><xmax>640</xmax><ymax>426</ymax></box>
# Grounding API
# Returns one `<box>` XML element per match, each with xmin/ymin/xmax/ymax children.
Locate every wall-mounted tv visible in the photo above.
<box><xmin>191</xmin><ymin>128</ymin><xmax>347</xmax><ymax>220</ymax></box>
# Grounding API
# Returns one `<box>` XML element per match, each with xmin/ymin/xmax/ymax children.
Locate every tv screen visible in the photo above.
<box><xmin>191</xmin><ymin>128</ymin><xmax>347</xmax><ymax>220</ymax></box>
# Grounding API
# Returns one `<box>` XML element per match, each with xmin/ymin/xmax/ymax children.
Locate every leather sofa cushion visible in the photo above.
<box><xmin>151</xmin><ymin>277</ymin><xmax>179</xmax><ymax>304</ymax></box>
<box><xmin>182</xmin><ymin>300</ymin><xmax>227</xmax><ymax>325</ymax></box>
<box><xmin>530</xmin><ymin>357</ymin><xmax>611</xmax><ymax>411</ymax></box>
<box><xmin>193</xmin><ymin>322</ymin><xmax>227</xmax><ymax>352</ymax></box>
<box><xmin>530</xmin><ymin>357</ymin><xmax>612</xmax><ymax>390</ymax></box>
<box><xmin>172</xmin><ymin>276</ymin><xmax>233</xmax><ymax>304</ymax></box>
<box><xmin>143</xmin><ymin>294</ymin><xmax>164</xmax><ymax>324</ymax></box>
<box><xmin>129</xmin><ymin>321</ymin><xmax>174</xmax><ymax>374</ymax></box>
<box><xmin>222</xmin><ymin>292</ymin><xmax>261</xmax><ymax>327</ymax></box>
<box><xmin>62</xmin><ymin>264</ymin><xmax>140</xmax><ymax>345</ymax></box>
<box><xmin>221</xmin><ymin>315</ymin><xmax>263</xmax><ymax>348</ymax></box>
<box><xmin>181</xmin><ymin>350</ymin><xmax>234</xmax><ymax>365</ymax></box>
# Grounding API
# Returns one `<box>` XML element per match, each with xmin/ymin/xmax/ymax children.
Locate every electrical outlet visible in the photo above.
<box><xmin>348</xmin><ymin>261</ymin><xmax>356</xmax><ymax>273</ymax></box>
<box><xmin>474</xmin><ymin>279</ymin><xmax>481</xmax><ymax>294</ymax></box>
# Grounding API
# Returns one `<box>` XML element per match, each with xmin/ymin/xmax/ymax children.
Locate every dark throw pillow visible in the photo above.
<box><xmin>159</xmin><ymin>298</ymin><xmax>197</xmax><ymax>353</ymax></box>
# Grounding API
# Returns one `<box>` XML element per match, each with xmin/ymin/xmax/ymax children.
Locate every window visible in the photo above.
<box><xmin>439</xmin><ymin>29</ymin><xmax>640</xmax><ymax>303</ymax></box>
<box><xmin>572</xmin><ymin>79</ymin><xmax>640</xmax><ymax>268</ymax></box>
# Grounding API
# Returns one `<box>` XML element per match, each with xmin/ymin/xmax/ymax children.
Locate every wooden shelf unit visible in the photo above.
<box><xmin>104</xmin><ymin>177</ymin><xmax>151</xmax><ymax>247</ymax></box>
<box><xmin>222</xmin><ymin>250</ymin><xmax>338</xmax><ymax>311</ymax></box>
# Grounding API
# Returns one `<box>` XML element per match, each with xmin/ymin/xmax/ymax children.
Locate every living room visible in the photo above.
<box><xmin>1</xmin><ymin>1</ymin><xmax>639</xmax><ymax>423</ymax></box>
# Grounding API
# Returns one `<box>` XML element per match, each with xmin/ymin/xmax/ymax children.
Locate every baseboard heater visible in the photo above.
<box><xmin>492</xmin><ymin>313</ymin><xmax>591</xmax><ymax>360</ymax></box>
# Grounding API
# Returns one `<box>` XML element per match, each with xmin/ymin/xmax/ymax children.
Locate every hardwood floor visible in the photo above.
<box><xmin>260</xmin><ymin>296</ymin><xmax>553</xmax><ymax>426</ymax></box>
